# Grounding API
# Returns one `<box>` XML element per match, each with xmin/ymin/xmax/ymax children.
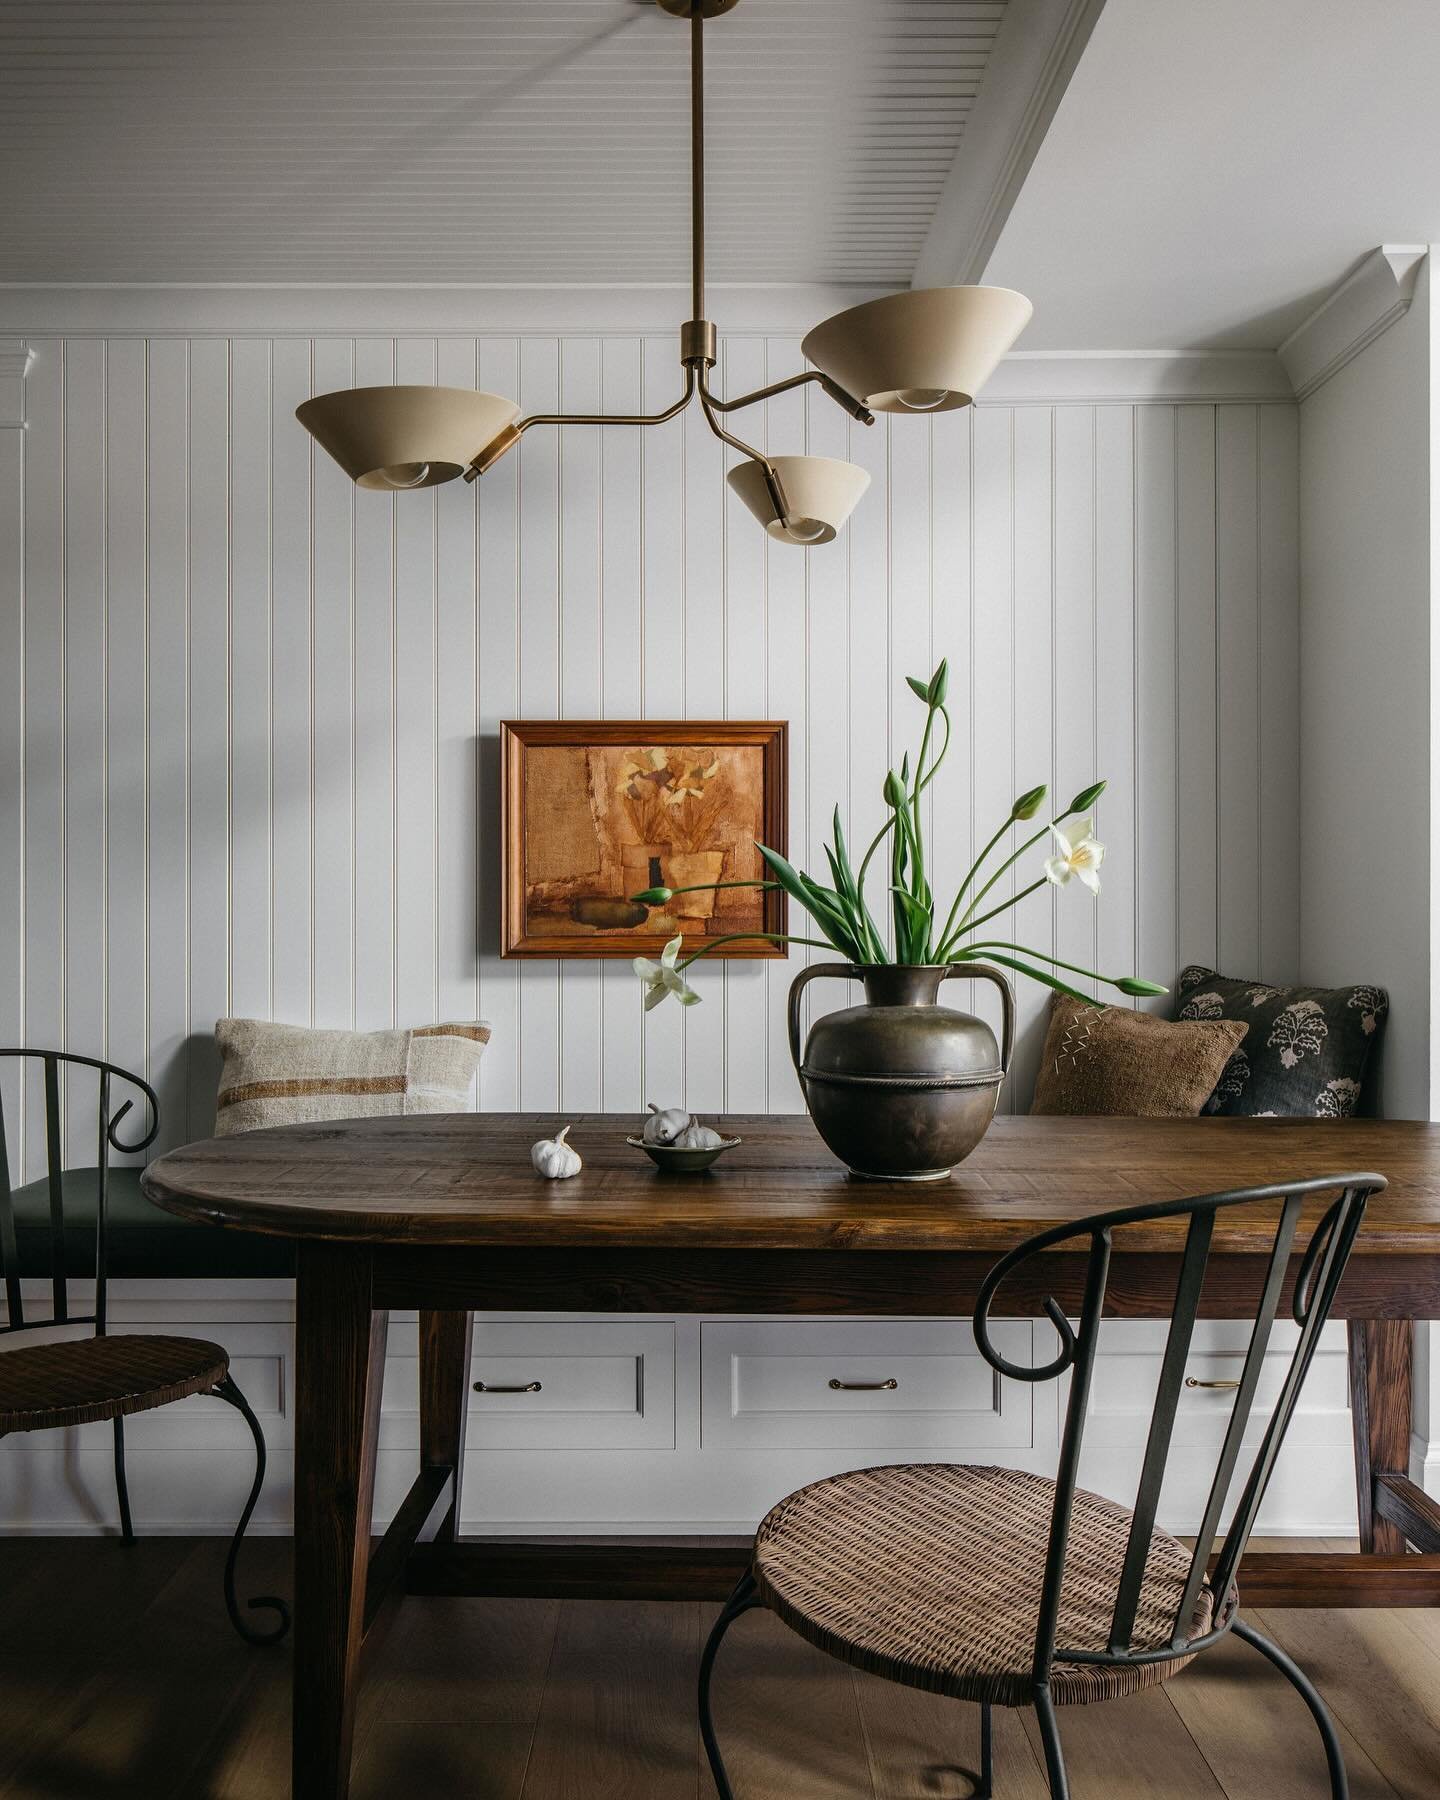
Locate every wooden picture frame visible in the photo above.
<box><xmin>500</xmin><ymin>720</ymin><xmax>788</xmax><ymax>959</ymax></box>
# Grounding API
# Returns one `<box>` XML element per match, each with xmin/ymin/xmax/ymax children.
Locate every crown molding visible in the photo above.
<box><xmin>0</xmin><ymin>337</ymin><xmax>33</xmax><ymax>427</ymax></box>
<box><xmin>979</xmin><ymin>349</ymin><xmax>1293</xmax><ymax>405</ymax></box>
<box><xmin>1278</xmin><ymin>245</ymin><xmax>1428</xmax><ymax>402</ymax></box>
<box><xmin>0</xmin><ymin>282</ymin><xmax>897</xmax><ymax>339</ymax></box>
<box><xmin>912</xmin><ymin>0</ymin><xmax>1108</xmax><ymax>289</ymax></box>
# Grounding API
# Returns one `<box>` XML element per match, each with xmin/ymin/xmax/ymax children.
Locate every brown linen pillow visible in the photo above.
<box><xmin>1030</xmin><ymin>997</ymin><xmax>1248</xmax><ymax>1118</ymax></box>
<box><xmin>214</xmin><ymin>1017</ymin><xmax>491</xmax><ymax>1137</ymax></box>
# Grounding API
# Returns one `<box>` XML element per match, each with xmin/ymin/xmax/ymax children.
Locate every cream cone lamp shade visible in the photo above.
<box><xmin>295</xmin><ymin>386</ymin><xmax>520</xmax><ymax>490</ymax></box>
<box><xmin>801</xmin><ymin>286</ymin><xmax>1033</xmax><ymax>415</ymax></box>
<box><xmin>726</xmin><ymin>455</ymin><xmax>871</xmax><ymax>546</ymax></box>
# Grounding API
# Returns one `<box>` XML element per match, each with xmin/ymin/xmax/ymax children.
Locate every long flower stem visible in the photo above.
<box><xmin>632</xmin><ymin>879</ymin><xmax>781</xmax><ymax>902</ymax></box>
<box><xmin>937</xmin><ymin>877</ymin><xmax>1046</xmax><ymax>954</ymax></box>
<box><xmin>934</xmin><ymin>818</ymin><xmax>1014</xmax><ymax>955</ymax></box>
<box><xmin>677</xmin><ymin>931</ymin><xmax>837</xmax><ymax>970</ymax></box>
<box><xmin>961</xmin><ymin>941</ymin><xmax>1110</xmax><ymax>983</ymax></box>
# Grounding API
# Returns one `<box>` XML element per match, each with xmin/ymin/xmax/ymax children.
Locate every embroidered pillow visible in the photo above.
<box><xmin>213</xmin><ymin>1017</ymin><xmax>491</xmax><ymax>1137</ymax></box>
<box><xmin>1171</xmin><ymin>968</ymin><xmax>1388</xmax><ymax>1118</ymax></box>
<box><xmin>1030</xmin><ymin>997</ymin><xmax>1249</xmax><ymax>1118</ymax></box>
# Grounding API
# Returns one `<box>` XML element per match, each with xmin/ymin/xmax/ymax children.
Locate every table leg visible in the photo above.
<box><xmin>418</xmin><ymin>1308</ymin><xmax>473</xmax><ymax>1542</ymax></box>
<box><xmin>1347</xmin><ymin>1317</ymin><xmax>1412</xmax><ymax>1554</ymax></box>
<box><xmin>294</xmin><ymin>1243</ymin><xmax>388</xmax><ymax>1800</ymax></box>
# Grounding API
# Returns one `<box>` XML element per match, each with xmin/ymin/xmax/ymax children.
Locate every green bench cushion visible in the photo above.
<box><xmin>7</xmin><ymin>1168</ymin><xmax>294</xmax><ymax>1279</ymax></box>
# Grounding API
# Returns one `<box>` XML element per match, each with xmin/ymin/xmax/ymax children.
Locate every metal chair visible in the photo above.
<box><xmin>0</xmin><ymin>1049</ymin><xmax>290</xmax><ymax>1645</ymax></box>
<box><xmin>699</xmin><ymin>1171</ymin><xmax>1385</xmax><ymax>1798</ymax></box>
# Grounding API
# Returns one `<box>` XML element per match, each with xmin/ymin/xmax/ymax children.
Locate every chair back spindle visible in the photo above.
<box><xmin>0</xmin><ymin>1050</ymin><xmax>160</xmax><ymax>1340</ymax></box>
<box><xmin>973</xmin><ymin>1171</ymin><xmax>1383</xmax><ymax>1689</ymax></box>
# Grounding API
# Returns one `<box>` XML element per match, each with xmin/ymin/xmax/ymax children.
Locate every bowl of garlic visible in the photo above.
<box><xmin>627</xmin><ymin>1104</ymin><xmax>740</xmax><ymax>1173</ymax></box>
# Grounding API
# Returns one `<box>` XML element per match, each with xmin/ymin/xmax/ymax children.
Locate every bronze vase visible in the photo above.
<box><xmin>787</xmin><ymin>963</ymin><xmax>1015</xmax><ymax>1180</ymax></box>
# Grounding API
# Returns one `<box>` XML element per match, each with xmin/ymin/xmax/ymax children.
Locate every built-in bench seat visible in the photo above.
<box><xmin>7</xmin><ymin>1168</ymin><xmax>295</xmax><ymax>1279</ymax></box>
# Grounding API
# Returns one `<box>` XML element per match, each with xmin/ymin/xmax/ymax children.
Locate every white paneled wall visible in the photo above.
<box><xmin>0</xmin><ymin>333</ymin><xmax>1300</xmax><ymax>1174</ymax></box>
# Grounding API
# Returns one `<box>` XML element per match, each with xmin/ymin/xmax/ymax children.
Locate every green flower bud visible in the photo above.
<box><xmin>1011</xmin><ymin>783</ymin><xmax>1047</xmax><ymax>821</ymax></box>
<box><xmin>883</xmin><ymin>769</ymin><xmax>907</xmax><ymax>810</ymax></box>
<box><xmin>927</xmin><ymin>659</ymin><xmax>949</xmax><ymax>706</ymax></box>
<box><xmin>1067</xmin><ymin>779</ymin><xmax>1107</xmax><ymax>813</ymax></box>
<box><xmin>1115</xmin><ymin>976</ymin><xmax>1168</xmax><ymax>997</ymax></box>
<box><xmin>630</xmin><ymin>887</ymin><xmax>672</xmax><ymax>905</ymax></box>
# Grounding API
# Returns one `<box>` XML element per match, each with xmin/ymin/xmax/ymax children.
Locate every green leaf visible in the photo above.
<box><xmin>1010</xmin><ymin>784</ymin><xmax>1047</xmax><ymax>822</ymax></box>
<box><xmin>1066</xmin><ymin>779</ymin><xmax>1107</xmax><ymax>814</ymax></box>
<box><xmin>755</xmin><ymin>843</ymin><xmax>859</xmax><ymax>958</ymax></box>
<box><xmin>927</xmin><ymin>659</ymin><xmax>949</xmax><ymax>706</ymax></box>
<box><xmin>890</xmin><ymin>887</ymin><xmax>934</xmax><ymax>961</ymax></box>
<box><xmin>905</xmin><ymin>674</ymin><xmax>931</xmax><ymax>703</ymax></box>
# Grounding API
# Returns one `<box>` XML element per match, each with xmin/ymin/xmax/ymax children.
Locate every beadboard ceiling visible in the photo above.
<box><xmin>0</xmin><ymin>0</ymin><xmax>1009</xmax><ymax>285</ymax></box>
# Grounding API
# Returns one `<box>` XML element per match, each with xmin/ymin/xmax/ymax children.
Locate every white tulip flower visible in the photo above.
<box><xmin>633</xmin><ymin>934</ymin><xmax>701</xmax><ymax>1010</ymax></box>
<box><xmin>1044</xmin><ymin>818</ymin><xmax>1105</xmax><ymax>894</ymax></box>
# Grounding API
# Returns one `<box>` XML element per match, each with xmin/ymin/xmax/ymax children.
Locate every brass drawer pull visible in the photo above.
<box><xmin>829</xmin><ymin>1377</ymin><xmax>898</xmax><ymax>1391</ymax></box>
<box><xmin>1185</xmin><ymin>1377</ymin><xmax>1240</xmax><ymax>1390</ymax></box>
<box><xmin>473</xmin><ymin>1380</ymin><xmax>542</xmax><ymax>1394</ymax></box>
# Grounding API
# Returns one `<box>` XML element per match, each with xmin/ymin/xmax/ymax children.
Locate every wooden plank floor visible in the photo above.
<box><xmin>0</xmin><ymin>1539</ymin><xmax>1438</xmax><ymax>1798</ymax></box>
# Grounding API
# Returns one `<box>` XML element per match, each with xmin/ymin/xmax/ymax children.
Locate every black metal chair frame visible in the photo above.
<box><xmin>699</xmin><ymin>1170</ymin><xmax>1385</xmax><ymax>1799</ymax></box>
<box><xmin>0</xmin><ymin>1048</ymin><xmax>290</xmax><ymax>1646</ymax></box>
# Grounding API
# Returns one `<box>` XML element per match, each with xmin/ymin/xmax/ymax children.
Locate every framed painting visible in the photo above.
<box><xmin>500</xmin><ymin>720</ymin><xmax>787</xmax><ymax>958</ymax></box>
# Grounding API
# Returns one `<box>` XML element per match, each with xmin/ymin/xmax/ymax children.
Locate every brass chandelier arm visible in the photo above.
<box><xmin>462</xmin><ymin>368</ymin><xmax>697</xmax><ymax>481</ymax></box>
<box><xmin>517</xmin><ymin>364</ymin><xmax>697</xmax><ymax>435</ymax></box>
<box><xmin>703</xmin><ymin>367</ymin><xmax>875</xmax><ymax>426</ymax></box>
<box><xmin>697</xmin><ymin>379</ymin><xmax>791</xmax><ymax>521</ymax></box>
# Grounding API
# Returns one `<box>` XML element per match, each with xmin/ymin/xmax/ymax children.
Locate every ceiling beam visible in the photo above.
<box><xmin>912</xmin><ymin>0</ymin><xmax>1107</xmax><ymax>291</ymax></box>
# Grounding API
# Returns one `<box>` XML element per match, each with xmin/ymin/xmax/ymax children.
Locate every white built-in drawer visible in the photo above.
<box><xmin>383</xmin><ymin>1321</ymin><xmax>675</xmax><ymax>1451</ymax></box>
<box><xmin>701</xmin><ymin>1319</ymin><xmax>1033</xmax><ymax>1451</ymax></box>
<box><xmin>1079</xmin><ymin>1320</ymin><xmax>1350</xmax><ymax>1453</ymax></box>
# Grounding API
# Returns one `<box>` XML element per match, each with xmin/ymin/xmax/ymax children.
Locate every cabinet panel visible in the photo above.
<box><xmin>384</xmin><ymin>1320</ymin><xmax>675</xmax><ymax>1450</ymax></box>
<box><xmin>702</xmin><ymin>1319</ymin><xmax>1033</xmax><ymax>1450</ymax></box>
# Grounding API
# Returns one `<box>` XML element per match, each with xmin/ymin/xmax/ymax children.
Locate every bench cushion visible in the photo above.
<box><xmin>6</xmin><ymin>1168</ymin><xmax>294</xmax><ymax>1279</ymax></box>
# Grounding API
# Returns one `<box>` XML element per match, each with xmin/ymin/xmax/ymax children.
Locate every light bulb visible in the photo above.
<box><xmin>377</xmin><ymin>462</ymin><xmax>432</xmax><ymax>489</ymax></box>
<box><xmin>783</xmin><ymin>515</ymin><xmax>828</xmax><ymax>544</ymax></box>
<box><xmin>894</xmin><ymin>388</ymin><xmax>950</xmax><ymax>412</ymax></box>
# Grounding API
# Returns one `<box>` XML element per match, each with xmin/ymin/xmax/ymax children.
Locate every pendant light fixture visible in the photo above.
<box><xmin>295</xmin><ymin>0</ymin><xmax>1033</xmax><ymax>546</ymax></box>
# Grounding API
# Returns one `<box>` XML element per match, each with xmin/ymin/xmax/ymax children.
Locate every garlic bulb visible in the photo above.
<box><xmin>642</xmin><ymin>1103</ymin><xmax>691</xmax><ymax>1146</ymax></box>
<box><xmin>531</xmin><ymin>1125</ymin><xmax>582</xmax><ymax>1180</ymax></box>
<box><xmin>673</xmin><ymin>1116</ymin><xmax>724</xmax><ymax>1151</ymax></box>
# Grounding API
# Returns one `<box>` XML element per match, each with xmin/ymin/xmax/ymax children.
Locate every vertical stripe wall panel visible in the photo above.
<box><xmin>3</xmin><ymin>334</ymin><xmax>1301</xmax><ymax>1172</ymax></box>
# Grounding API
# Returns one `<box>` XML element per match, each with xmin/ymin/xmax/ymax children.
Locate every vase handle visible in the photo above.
<box><xmin>944</xmin><ymin>963</ymin><xmax>1015</xmax><ymax>1074</ymax></box>
<box><xmin>786</xmin><ymin>963</ymin><xmax>859</xmax><ymax>1074</ymax></box>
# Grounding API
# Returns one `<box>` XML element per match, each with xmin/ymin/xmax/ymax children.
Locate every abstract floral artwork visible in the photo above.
<box><xmin>500</xmin><ymin>720</ymin><xmax>786</xmax><ymax>957</ymax></box>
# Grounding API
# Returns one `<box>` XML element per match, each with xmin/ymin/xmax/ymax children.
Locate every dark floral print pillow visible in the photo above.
<box><xmin>1172</xmin><ymin>967</ymin><xmax>1388</xmax><ymax>1118</ymax></box>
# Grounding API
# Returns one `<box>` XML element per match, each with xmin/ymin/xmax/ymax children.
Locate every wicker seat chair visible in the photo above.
<box><xmin>699</xmin><ymin>1172</ymin><xmax>1384</xmax><ymax>1799</ymax></box>
<box><xmin>0</xmin><ymin>1049</ymin><xmax>289</xmax><ymax>1645</ymax></box>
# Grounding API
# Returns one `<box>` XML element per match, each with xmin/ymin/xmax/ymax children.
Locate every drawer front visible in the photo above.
<box><xmin>384</xmin><ymin>1321</ymin><xmax>675</xmax><ymax>1450</ymax></box>
<box><xmin>1078</xmin><ymin>1319</ymin><xmax>1350</xmax><ymax>1452</ymax></box>
<box><xmin>701</xmin><ymin>1320</ymin><xmax>1033</xmax><ymax>1450</ymax></box>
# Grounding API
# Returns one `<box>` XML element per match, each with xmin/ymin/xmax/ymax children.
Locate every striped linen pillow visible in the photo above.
<box><xmin>213</xmin><ymin>1017</ymin><xmax>491</xmax><ymax>1137</ymax></box>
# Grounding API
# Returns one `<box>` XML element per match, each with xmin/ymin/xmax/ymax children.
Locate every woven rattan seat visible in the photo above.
<box><xmin>0</xmin><ymin>1334</ymin><xmax>229</xmax><ymax>1433</ymax></box>
<box><xmin>753</xmin><ymin>1462</ymin><xmax>1218</xmax><ymax>1708</ymax></box>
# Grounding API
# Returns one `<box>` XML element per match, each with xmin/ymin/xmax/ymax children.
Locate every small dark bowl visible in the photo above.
<box><xmin>625</xmin><ymin>1135</ymin><xmax>741</xmax><ymax>1173</ymax></box>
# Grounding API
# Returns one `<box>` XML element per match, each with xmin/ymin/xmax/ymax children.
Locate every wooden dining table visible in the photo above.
<box><xmin>142</xmin><ymin>1110</ymin><xmax>1440</xmax><ymax>1800</ymax></box>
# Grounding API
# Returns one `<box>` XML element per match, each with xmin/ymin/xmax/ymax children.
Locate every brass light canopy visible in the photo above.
<box><xmin>802</xmin><ymin>287</ymin><xmax>1035</xmax><ymax>415</ymax></box>
<box><xmin>294</xmin><ymin>0</ymin><xmax>1031</xmax><ymax>545</ymax></box>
